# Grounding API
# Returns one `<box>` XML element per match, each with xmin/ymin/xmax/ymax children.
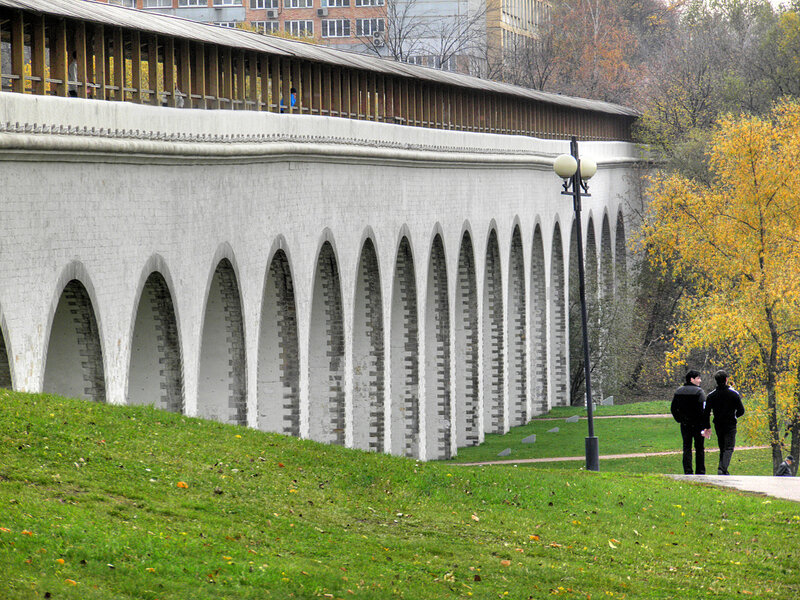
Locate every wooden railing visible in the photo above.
<box><xmin>0</xmin><ymin>3</ymin><xmax>637</xmax><ymax>141</ymax></box>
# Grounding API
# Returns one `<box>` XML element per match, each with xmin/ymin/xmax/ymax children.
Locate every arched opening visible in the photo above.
<box><xmin>197</xmin><ymin>259</ymin><xmax>246</xmax><ymax>425</ymax></box>
<box><xmin>615</xmin><ymin>212</ymin><xmax>628</xmax><ymax>296</ymax></box>
<box><xmin>0</xmin><ymin>322</ymin><xmax>11</xmax><ymax>389</ymax></box>
<box><xmin>455</xmin><ymin>232</ymin><xmax>479</xmax><ymax>447</ymax></box>
<box><xmin>128</xmin><ymin>272</ymin><xmax>183</xmax><ymax>411</ymax></box>
<box><xmin>529</xmin><ymin>225</ymin><xmax>548</xmax><ymax>415</ymax></box>
<box><xmin>550</xmin><ymin>224</ymin><xmax>568</xmax><ymax>406</ymax></box>
<box><xmin>257</xmin><ymin>250</ymin><xmax>300</xmax><ymax>436</ymax></box>
<box><xmin>352</xmin><ymin>239</ymin><xmax>385</xmax><ymax>452</ymax></box>
<box><xmin>508</xmin><ymin>226</ymin><xmax>527</xmax><ymax>426</ymax></box>
<box><xmin>308</xmin><ymin>242</ymin><xmax>345</xmax><ymax>445</ymax></box>
<box><xmin>585</xmin><ymin>221</ymin><xmax>600</xmax><ymax>400</ymax></box>
<box><xmin>568</xmin><ymin>220</ymin><xmax>583</xmax><ymax>406</ymax></box>
<box><xmin>483</xmin><ymin>229</ymin><xmax>504</xmax><ymax>433</ymax></box>
<box><xmin>601</xmin><ymin>215</ymin><xmax>614</xmax><ymax>299</ymax></box>
<box><xmin>390</xmin><ymin>237</ymin><xmax>419</xmax><ymax>457</ymax></box>
<box><xmin>425</xmin><ymin>235</ymin><xmax>451</xmax><ymax>460</ymax></box>
<box><xmin>43</xmin><ymin>280</ymin><xmax>105</xmax><ymax>402</ymax></box>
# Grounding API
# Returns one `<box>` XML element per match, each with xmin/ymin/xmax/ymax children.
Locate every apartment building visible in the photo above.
<box><xmin>488</xmin><ymin>0</ymin><xmax>550</xmax><ymax>52</ymax></box>
<box><xmin>99</xmin><ymin>0</ymin><xmax>551</xmax><ymax>75</ymax></box>
<box><xmin>102</xmin><ymin>0</ymin><xmax>387</xmax><ymax>52</ymax></box>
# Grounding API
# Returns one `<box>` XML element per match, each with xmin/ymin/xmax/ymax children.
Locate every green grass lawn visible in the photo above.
<box><xmin>1</xmin><ymin>391</ymin><xmax>798</xmax><ymax>599</ymax></box>
<box><xmin>451</xmin><ymin>400</ymin><xmax>763</xmax><ymax>470</ymax></box>
<box><xmin>541</xmin><ymin>400</ymin><xmax>672</xmax><ymax>418</ymax></box>
<box><xmin>509</xmin><ymin>448</ymin><xmax>775</xmax><ymax>475</ymax></box>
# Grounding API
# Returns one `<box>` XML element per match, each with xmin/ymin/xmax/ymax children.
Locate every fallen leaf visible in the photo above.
<box><xmin>65</xmin><ymin>579</ymin><xmax>77</xmax><ymax>586</ymax></box>
<box><xmin>176</xmin><ymin>481</ymin><xmax>188</xmax><ymax>489</ymax></box>
<box><xmin>56</xmin><ymin>559</ymin><xmax>65</xmax><ymax>565</ymax></box>
<box><xmin>500</xmin><ymin>560</ymin><xmax>511</xmax><ymax>567</ymax></box>
<box><xmin>471</xmin><ymin>514</ymin><xmax>480</xmax><ymax>522</ymax></box>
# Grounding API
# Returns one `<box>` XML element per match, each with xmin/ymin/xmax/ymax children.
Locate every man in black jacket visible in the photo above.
<box><xmin>776</xmin><ymin>455</ymin><xmax>793</xmax><ymax>477</ymax></box>
<box><xmin>704</xmin><ymin>370</ymin><xmax>745</xmax><ymax>475</ymax></box>
<box><xmin>671</xmin><ymin>370</ymin><xmax>710</xmax><ymax>475</ymax></box>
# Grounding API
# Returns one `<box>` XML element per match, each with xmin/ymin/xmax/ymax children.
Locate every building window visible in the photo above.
<box><xmin>216</xmin><ymin>21</ymin><xmax>240</xmax><ymax>28</ymax></box>
<box><xmin>144</xmin><ymin>0</ymin><xmax>172</xmax><ymax>7</ymax></box>
<box><xmin>108</xmin><ymin>0</ymin><xmax>137</xmax><ymax>7</ymax></box>
<box><xmin>285</xmin><ymin>20</ymin><xmax>314</xmax><ymax>36</ymax></box>
<box><xmin>284</xmin><ymin>0</ymin><xmax>313</xmax><ymax>8</ymax></box>
<box><xmin>251</xmin><ymin>0</ymin><xmax>279</xmax><ymax>7</ymax></box>
<box><xmin>179</xmin><ymin>0</ymin><xmax>207</xmax><ymax>6</ymax></box>
<box><xmin>354</xmin><ymin>0</ymin><xmax>384</xmax><ymax>6</ymax></box>
<box><xmin>355</xmin><ymin>18</ymin><xmax>384</xmax><ymax>36</ymax></box>
<box><xmin>213</xmin><ymin>0</ymin><xmax>243</xmax><ymax>5</ymax></box>
<box><xmin>321</xmin><ymin>19</ymin><xmax>350</xmax><ymax>38</ymax></box>
<box><xmin>253</xmin><ymin>21</ymin><xmax>281</xmax><ymax>34</ymax></box>
<box><xmin>321</xmin><ymin>0</ymin><xmax>350</xmax><ymax>6</ymax></box>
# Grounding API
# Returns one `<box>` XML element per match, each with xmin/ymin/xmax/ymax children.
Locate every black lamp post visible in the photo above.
<box><xmin>553</xmin><ymin>136</ymin><xmax>599</xmax><ymax>472</ymax></box>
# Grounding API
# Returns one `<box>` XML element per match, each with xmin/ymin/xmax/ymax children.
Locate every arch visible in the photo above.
<box><xmin>128</xmin><ymin>269</ymin><xmax>183</xmax><ymax>411</ymax></box>
<box><xmin>425</xmin><ymin>234</ymin><xmax>451</xmax><ymax>460</ymax></box>
<box><xmin>600</xmin><ymin>213</ymin><xmax>614</xmax><ymax>299</ymax></box>
<box><xmin>455</xmin><ymin>231</ymin><xmax>479</xmax><ymax>447</ymax></box>
<box><xmin>483</xmin><ymin>228</ymin><xmax>504</xmax><ymax>433</ymax></box>
<box><xmin>550</xmin><ymin>223</ymin><xmax>568</xmax><ymax>406</ymax></box>
<box><xmin>529</xmin><ymin>224</ymin><xmax>548</xmax><ymax>415</ymax></box>
<box><xmin>0</xmin><ymin>310</ymin><xmax>13</xmax><ymax>389</ymax></box>
<box><xmin>585</xmin><ymin>220</ymin><xmax>599</xmax><ymax>339</ymax></box>
<box><xmin>615</xmin><ymin>211</ymin><xmax>628</xmax><ymax>296</ymax></box>
<box><xmin>352</xmin><ymin>238</ymin><xmax>385</xmax><ymax>451</ymax></box>
<box><xmin>43</xmin><ymin>278</ymin><xmax>105</xmax><ymax>402</ymax></box>
<box><xmin>197</xmin><ymin>258</ymin><xmax>247</xmax><ymax>425</ymax></box>
<box><xmin>507</xmin><ymin>225</ymin><xmax>527</xmax><ymax>426</ymax></box>
<box><xmin>308</xmin><ymin>241</ymin><xmax>345</xmax><ymax>445</ymax></box>
<box><xmin>257</xmin><ymin>248</ymin><xmax>300</xmax><ymax>436</ymax></box>
<box><xmin>390</xmin><ymin>236</ymin><xmax>419</xmax><ymax>457</ymax></box>
<box><xmin>568</xmin><ymin>219</ymin><xmax>583</xmax><ymax>405</ymax></box>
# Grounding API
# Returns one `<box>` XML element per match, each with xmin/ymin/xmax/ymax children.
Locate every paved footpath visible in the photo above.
<box><xmin>455</xmin><ymin>446</ymin><xmax>767</xmax><ymax>466</ymax></box>
<box><xmin>670</xmin><ymin>475</ymin><xmax>800</xmax><ymax>502</ymax></box>
<box><xmin>531</xmin><ymin>413</ymin><xmax>673</xmax><ymax>420</ymax></box>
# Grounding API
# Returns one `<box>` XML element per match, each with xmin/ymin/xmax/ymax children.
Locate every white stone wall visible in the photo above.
<box><xmin>0</xmin><ymin>91</ymin><xmax>640</xmax><ymax>460</ymax></box>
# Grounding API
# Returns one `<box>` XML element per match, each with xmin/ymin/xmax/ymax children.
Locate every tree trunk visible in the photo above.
<box><xmin>765</xmin><ymin>312</ymin><xmax>782</xmax><ymax>472</ymax></box>
<box><xmin>790</xmin><ymin>359</ymin><xmax>800</xmax><ymax>476</ymax></box>
<box><xmin>790</xmin><ymin>418</ymin><xmax>800</xmax><ymax>476</ymax></box>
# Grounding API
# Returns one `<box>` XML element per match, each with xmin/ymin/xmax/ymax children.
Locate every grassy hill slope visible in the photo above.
<box><xmin>0</xmin><ymin>390</ymin><xmax>798</xmax><ymax>599</ymax></box>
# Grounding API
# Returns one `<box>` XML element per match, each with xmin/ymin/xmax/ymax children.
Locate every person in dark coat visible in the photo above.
<box><xmin>776</xmin><ymin>455</ymin><xmax>794</xmax><ymax>477</ymax></box>
<box><xmin>671</xmin><ymin>370</ymin><xmax>710</xmax><ymax>475</ymax></box>
<box><xmin>704</xmin><ymin>370</ymin><xmax>745</xmax><ymax>475</ymax></box>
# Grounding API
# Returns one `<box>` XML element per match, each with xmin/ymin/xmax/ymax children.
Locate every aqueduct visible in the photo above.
<box><xmin>0</xmin><ymin>0</ymin><xmax>641</xmax><ymax>460</ymax></box>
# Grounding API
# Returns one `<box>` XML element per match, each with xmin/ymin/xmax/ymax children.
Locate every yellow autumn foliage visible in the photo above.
<box><xmin>641</xmin><ymin>99</ymin><xmax>800</xmax><ymax>462</ymax></box>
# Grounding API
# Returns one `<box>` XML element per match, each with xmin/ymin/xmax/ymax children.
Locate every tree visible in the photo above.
<box><xmin>640</xmin><ymin>100</ymin><xmax>800</xmax><ymax>472</ymax></box>
<box><xmin>547</xmin><ymin>0</ymin><xmax>641</xmax><ymax>104</ymax></box>
<box><xmin>357</xmin><ymin>0</ymin><xmax>489</xmax><ymax>72</ymax></box>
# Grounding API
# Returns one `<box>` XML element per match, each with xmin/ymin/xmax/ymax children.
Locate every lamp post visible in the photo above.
<box><xmin>553</xmin><ymin>135</ymin><xmax>599</xmax><ymax>472</ymax></box>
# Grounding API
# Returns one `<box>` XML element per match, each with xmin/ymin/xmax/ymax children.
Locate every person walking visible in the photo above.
<box><xmin>671</xmin><ymin>370</ymin><xmax>710</xmax><ymax>475</ymax></box>
<box><xmin>776</xmin><ymin>455</ymin><xmax>794</xmax><ymax>477</ymax></box>
<box><xmin>704</xmin><ymin>370</ymin><xmax>745</xmax><ymax>475</ymax></box>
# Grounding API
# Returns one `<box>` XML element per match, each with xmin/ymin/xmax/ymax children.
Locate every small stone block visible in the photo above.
<box><xmin>547</xmin><ymin>427</ymin><xmax>559</xmax><ymax>433</ymax></box>
<box><xmin>497</xmin><ymin>448</ymin><xmax>512</xmax><ymax>457</ymax></box>
<box><xmin>602</xmin><ymin>396</ymin><xmax>614</xmax><ymax>406</ymax></box>
<box><xmin>566</xmin><ymin>415</ymin><xmax>579</xmax><ymax>423</ymax></box>
<box><xmin>521</xmin><ymin>434</ymin><xmax>537</xmax><ymax>444</ymax></box>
